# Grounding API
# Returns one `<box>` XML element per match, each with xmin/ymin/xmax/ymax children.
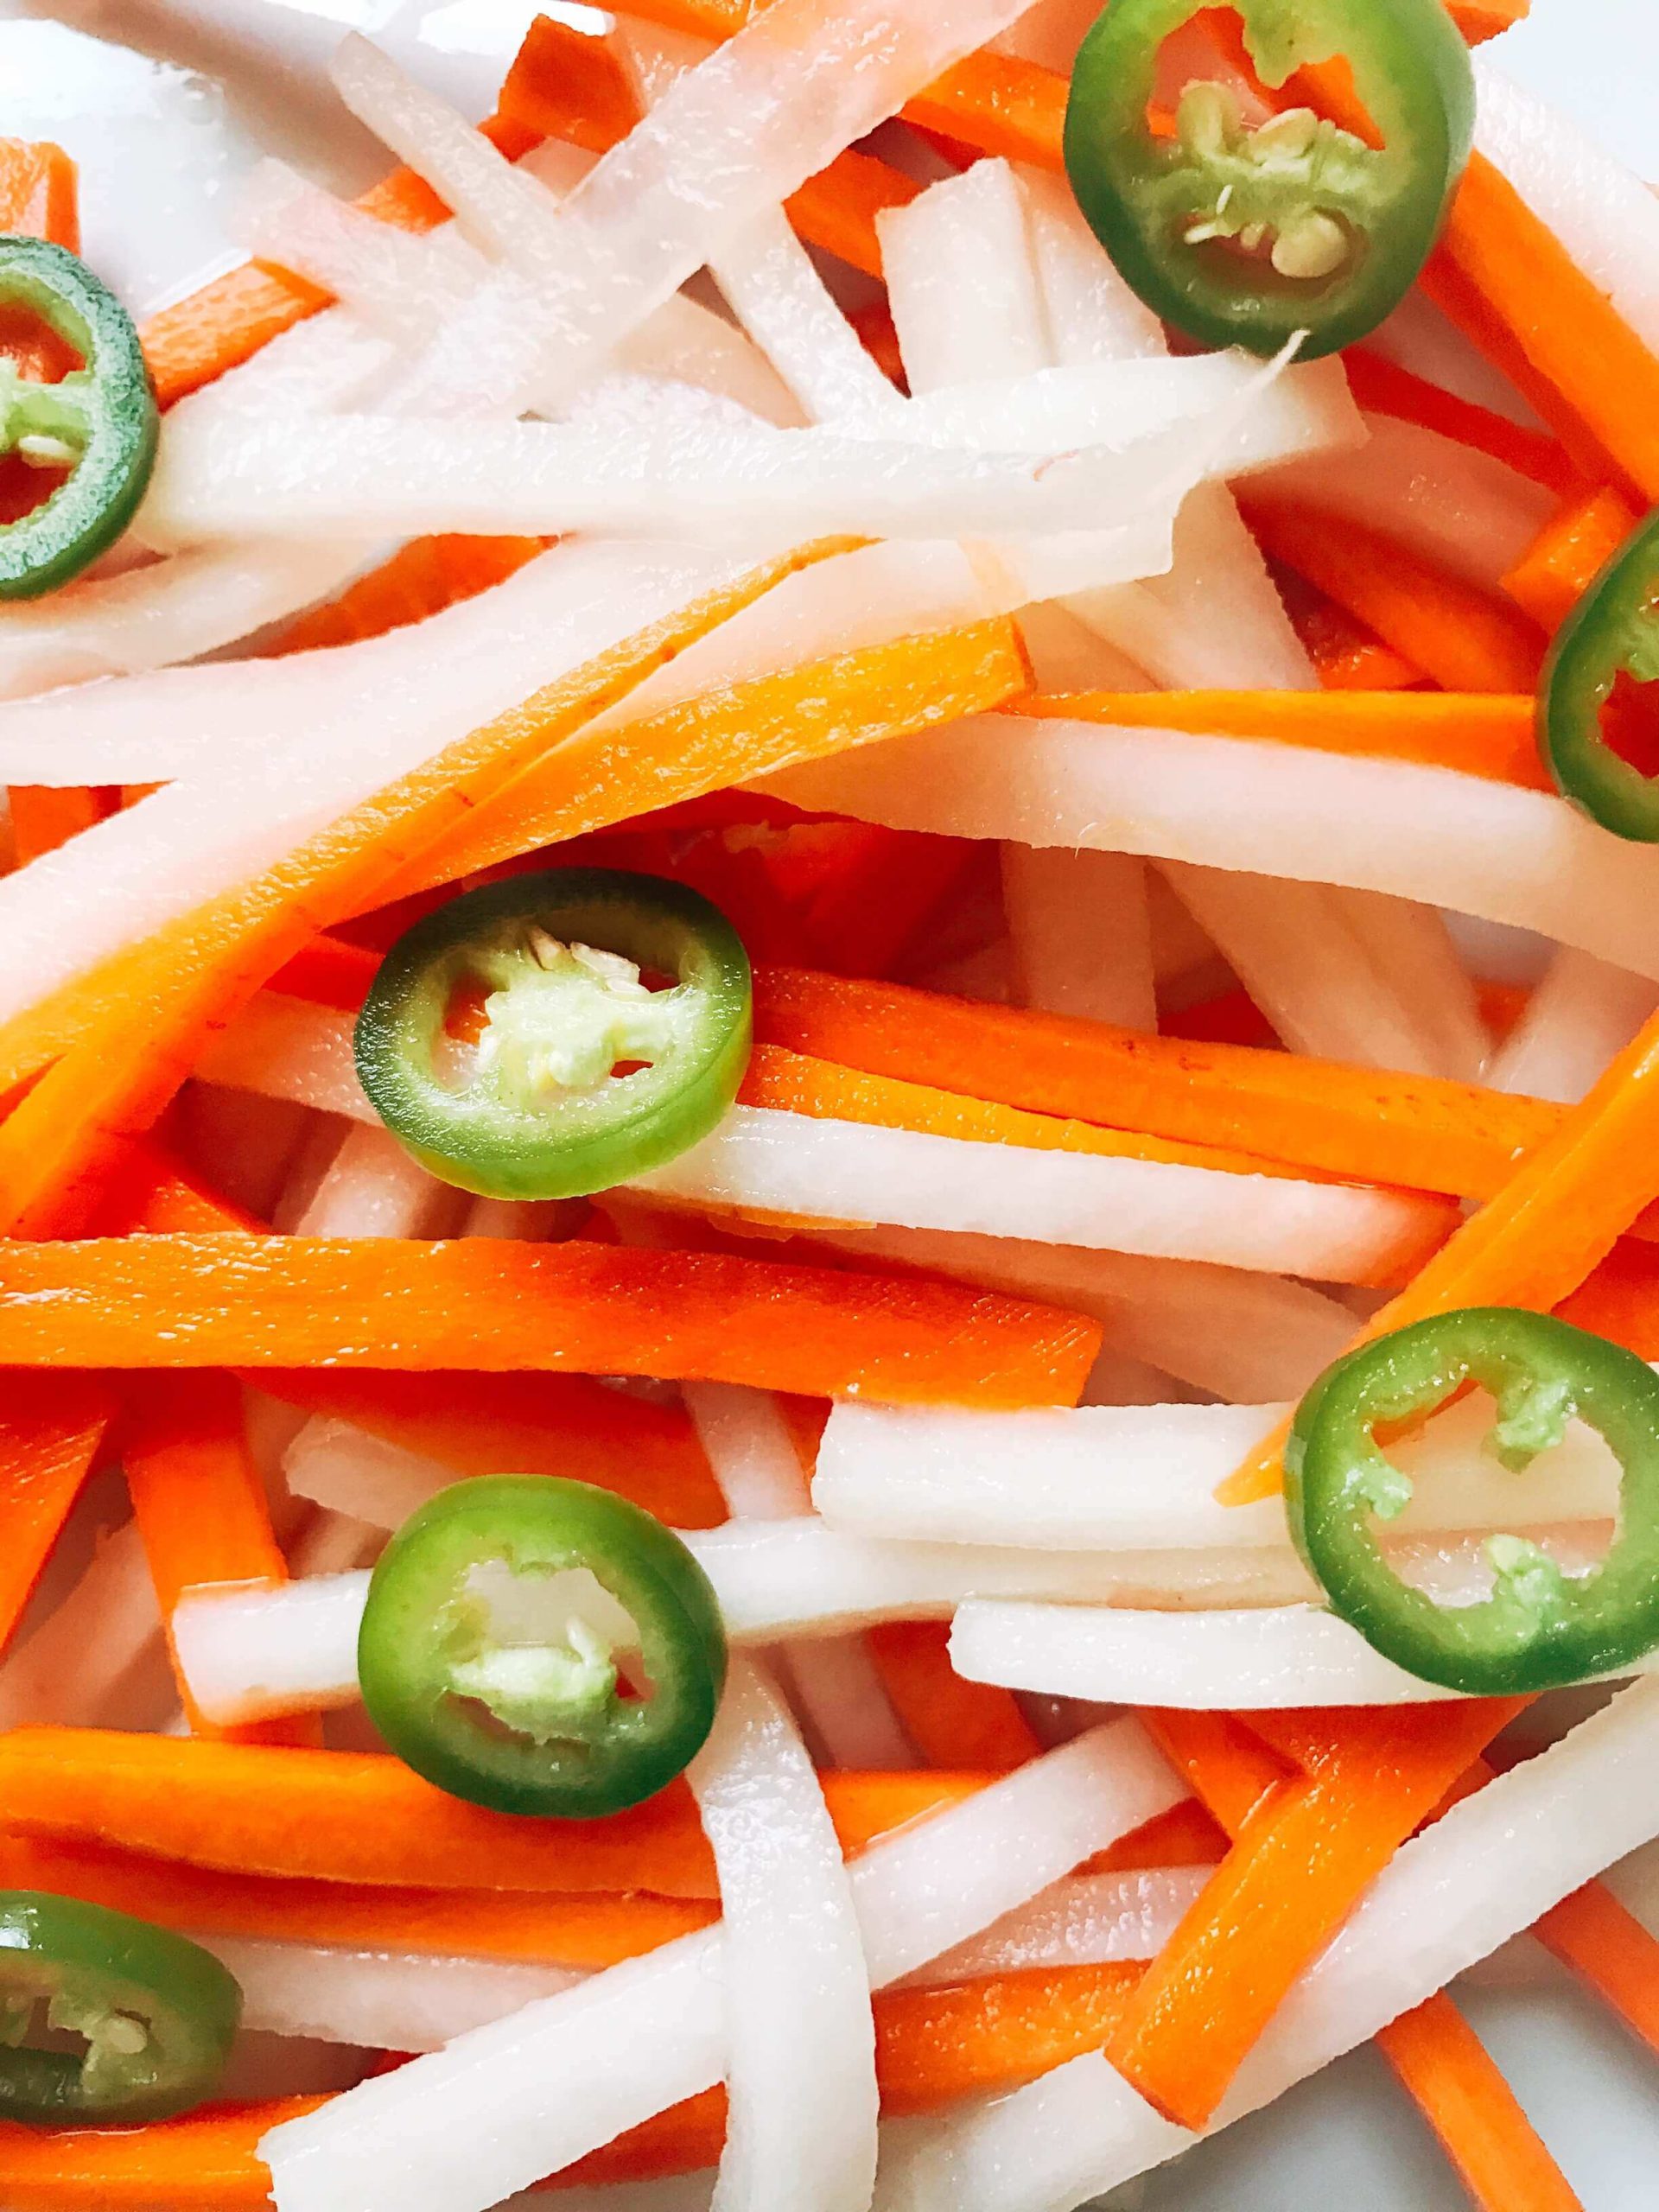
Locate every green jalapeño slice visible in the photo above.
<box><xmin>355</xmin><ymin>868</ymin><xmax>753</xmax><ymax>1201</ymax></box>
<box><xmin>1539</xmin><ymin>504</ymin><xmax>1659</xmax><ymax>841</ymax></box>
<box><xmin>358</xmin><ymin>1476</ymin><xmax>728</xmax><ymax>1819</ymax></box>
<box><xmin>0</xmin><ymin>1893</ymin><xmax>240</xmax><ymax>2124</ymax></box>
<box><xmin>0</xmin><ymin>237</ymin><xmax>158</xmax><ymax>598</ymax></box>
<box><xmin>1064</xmin><ymin>0</ymin><xmax>1475</xmax><ymax>359</ymax></box>
<box><xmin>1286</xmin><ymin>1306</ymin><xmax>1659</xmax><ymax>1696</ymax></box>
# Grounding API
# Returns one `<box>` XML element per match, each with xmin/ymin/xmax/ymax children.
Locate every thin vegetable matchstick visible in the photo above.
<box><xmin>865</xmin><ymin>1622</ymin><xmax>1040</xmax><ymax>1771</ymax></box>
<box><xmin>1503</xmin><ymin>486</ymin><xmax>1642</xmax><ymax>633</ymax></box>
<box><xmin>1342</xmin><ymin>347</ymin><xmax>1577</xmax><ymax>497</ymax></box>
<box><xmin>0</xmin><ymin>1729</ymin><xmax>990</xmax><ymax>1898</ymax></box>
<box><xmin>0</xmin><ymin>1374</ymin><xmax>118</xmax><ymax>1657</ymax></box>
<box><xmin>1115</xmin><ymin>1700</ymin><xmax>1522</xmax><ymax>2128</ymax></box>
<box><xmin>264</xmin><ymin>533</ymin><xmax>550</xmax><ymax>656</ymax></box>
<box><xmin>0</xmin><ymin>1233</ymin><xmax>1102</xmax><ymax>1408</ymax></box>
<box><xmin>0</xmin><ymin>541</ymin><xmax>856</xmax><ymax>1234</ymax></box>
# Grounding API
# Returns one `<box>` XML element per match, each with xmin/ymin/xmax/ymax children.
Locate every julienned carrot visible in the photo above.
<box><xmin>0</xmin><ymin>1235</ymin><xmax>1100</xmax><ymax>1408</ymax></box>
<box><xmin>1268</xmin><ymin>561</ymin><xmax>1424</xmax><ymax>691</ymax></box>
<box><xmin>264</xmin><ymin>934</ymin><xmax>381</xmax><ymax>1014</ymax></box>
<box><xmin>739</xmin><ymin>1039</ymin><xmax>1443</xmax><ymax>1202</ymax></box>
<box><xmin>264</xmin><ymin>534</ymin><xmax>550</xmax><ymax>657</ymax></box>
<box><xmin>7</xmin><ymin>786</ymin><xmax>117</xmax><ymax>866</ymax></box>
<box><xmin>0</xmin><ymin>1829</ymin><xmax>716</xmax><ymax>1967</ymax></box>
<box><xmin>1533</xmin><ymin>1883</ymin><xmax>1659</xmax><ymax>2062</ymax></box>
<box><xmin>254</xmin><ymin>1366</ymin><xmax>729</xmax><ymax>1532</ymax></box>
<box><xmin>750</xmin><ymin>967</ymin><xmax>1563</xmax><ymax>1213</ymax></box>
<box><xmin>1375</xmin><ymin>1996</ymin><xmax>1584</xmax><ymax>2212</ymax></box>
<box><xmin>495</xmin><ymin>15</ymin><xmax>918</xmax><ymax>282</ymax></box>
<box><xmin>120</xmin><ymin>1374</ymin><xmax>313</xmax><ymax>1745</ymax></box>
<box><xmin>1118</xmin><ymin>1700</ymin><xmax>1522</xmax><ymax>2129</ymax></box>
<box><xmin>1147</xmin><ymin>1709</ymin><xmax>1577</xmax><ymax>2209</ymax></box>
<box><xmin>1503</xmin><ymin>486</ymin><xmax>1641</xmax><ymax>633</ymax></box>
<box><xmin>560</xmin><ymin>1962</ymin><xmax>1148</xmax><ymax>2191</ymax></box>
<box><xmin>1089</xmin><ymin>1796</ymin><xmax>1228</xmax><ymax>1874</ymax></box>
<box><xmin>1016</xmin><ymin>687</ymin><xmax>1550</xmax><ymax>791</ymax></box>
<box><xmin>376</xmin><ymin>618</ymin><xmax>1029</xmax><ymax>903</ymax></box>
<box><xmin>1343</xmin><ymin>348</ymin><xmax>1578</xmax><ymax>497</ymax></box>
<box><xmin>0</xmin><ymin>541</ymin><xmax>853</xmax><ymax>1233</ymax></box>
<box><xmin>0</xmin><ymin>1373</ymin><xmax>116</xmax><ymax>1655</ymax></box>
<box><xmin>1241</xmin><ymin>498</ymin><xmax>1547</xmax><ymax>694</ymax></box>
<box><xmin>0</xmin><ymin>137</ymin><xmax>78</xmax><ymax>251</ymax></box>
<box><xmin>0</xmin><ymin>2095</ymin><xmax>324</xmax><ymax>2210</ymax></box>
<box><xmin>865</xmin><ymin>1622</ymin><xmax>1040</xmax><ymax>1771</ymax></box>
<box><xmin>0</xmin><ymin>1730</ymin><xmax>988</xmax><ymax>1899</ymax></box>
<box><xmin>1227</xmin><ymin>1001</ymin><xmax>1659</xmax><ymax>1501</ymax></box>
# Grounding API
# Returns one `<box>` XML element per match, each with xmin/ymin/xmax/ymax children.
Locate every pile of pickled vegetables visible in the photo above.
<box><xmin>0</xmin><ymin>0</ymin><xmax>1656</xmax><ymax>2204</ymax></box>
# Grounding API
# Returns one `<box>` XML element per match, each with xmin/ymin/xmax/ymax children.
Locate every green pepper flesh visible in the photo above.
<box><xmin>1539</xmin><ymin>505</ymin><xmax>1659</xmax><ymax>841</ymax></box>
<box><xmin>1287</xmin><ymin>1306</ymin><xmax>1659</xmax><ymax>1696</ymax></box>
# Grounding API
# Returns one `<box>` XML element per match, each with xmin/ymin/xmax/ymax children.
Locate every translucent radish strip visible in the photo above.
<box><xmin>899</xmin><ymin>1866</ymin><xmax>1211</xmax><ymax>1986</ymax></box>
<box><xmin>200</xmin><ymin>1936</ymin><xmax>582</xmax><ymax>2051</ymax></box>
<box><xmin>258</xmin><ymin>1719</ymin><xmax>1183</xmax><ymax>2212</ymax></box>
<box><xmin>758</xmin><ymin>716</ymin><xmax>1659</xmax><ymax>982</ymax></box>
<box><xmin>0</xmin><ymin>1522</ymin><xmax>165</xmax><ymax>1732</ymax></box>
<box><xmin>812</xmin><ymin>1394</ymin><xmax>1618</xmax><ymax>1553</ymax></box>
<box><xmin>949</xmin><ymin>1585</ymin><xmax>1640</xmax><ymax>1713</ymax></box>
<box><xmin>1489</xmin><ymin>947</ymin><xmax>1659</xmax><ymax>1104</ymax></box>
<box><xmin>629</xmin><ymin>1105</ymin><xmax>1450</xmax><ymax>1283</ymax></box>
<box><xmin>1001</xmin><ymin>847</ymin><xmax>1159</xmax><ymax>1033</ymax></box>
<box><xmin>887</xmin><ymin>1675</ymin><xmax>1659</xmax><ymax>2211</ymax></box>
<box><xmin>688</xmin><ymin>1658</ymin><xmax>877</xmax><ymax>2212</ymax></box>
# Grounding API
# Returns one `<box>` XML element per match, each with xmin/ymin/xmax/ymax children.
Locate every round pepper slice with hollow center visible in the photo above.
<box><xmin>1539</xmin><ymin>505</ymin><xmax>1659</xmax><ymax>842</ymax></box>
<box><xmin>0</xmin><ymin>1892</ymin><xmax>240</xmax><ymax>2125</ymax></box>
<box><xmin>358</xmin><ymin>1476</ymin><xmax>729</xmax><ymax>1819</ymax></box>
<box><xmin>355</xmin><ymin>868</ymin><xmax>753</xmax><ymax>1202</ymax></box>
<box><xmin>0</xmin><ymin>237</ymin><xmax>158</xmax><ymax>598</ymax></box>
<box><xmin>1063</xmin><ymin>0</ymin><xmax>1474</xmax><ymax>359</ymax></box>
<box><xmin>1286</xmin><ymin>1306</ymin><xmax>1659</xmax><ymax>1696</ymax></box>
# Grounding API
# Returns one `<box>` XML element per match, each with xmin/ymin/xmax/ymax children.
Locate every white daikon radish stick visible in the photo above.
<box><xmin>173</xmin><ymin>1526</ymin><xmax>1325</xmax><ymax>1725</ymax></box>
<box><xmin>295</xmin><ymin>1124</ymin><xmax>459</xmax><ymax>1239</ymax></box>
<box><xmin>1489</xmin><ymin>946</ymin><xmax>1659</xmax><ymax>1103</ymax></box>
<box><xmin>892</xmin><ymin>1675</ymin><xmax>1659</xmax><ymax>2212</ymax></box>
<box><xmin>627</xmin><ymin>1105</ymin><xmax>1451</xmax><ymax>1283</ymax></box>
<box><xmin>689</xmin><ymin>1658</ymin><xmax>878</xmax><ymax>2212</ymax></box>
<box><xmin>258</xmin><ymin>1719</ymin><xmax>1185</xmax><ymax>2212</ymax></box>
<box><xmin>0</xmin><ymin>1522</ymin><xmax>165</xmax><ymax>1731</ymax></box>
<box><xmin>950</xmin><ymin>1583</ymin><xmax>1641</xmax><ymax>1712</ymax></box>
<box><xmin>681</xmin><ymin>1380</ymin><xmax>912</xmax><ymax>1770</ymax></box>
<box><xmin>1001</xmin><ymin>848</ymin><xmax>1158</xmax><ymax>1032</ymax></box>
<box><xmin>507</xmin><ymin>2185</ymin><xmax>713</xmax><ymax>2212</ymax></box>
<box><xmin>334</xmin><ymin>0</ymin><xmax>1050</xmax><ymax>423</ymax></box>
<box><xmin>1079</xmin><ymin>1344</ymin><xmax>1195</xmax><ymax>1409</ymax></box>
<box><xmin>1159</xmin><ymin>866</ymin><xmax>1455</xmax><ymax>1077</ymax></box>
<box><xmin>0</xmin><ymin>538</ymin><xmax>737</xmax><ymax>1037</ymax></box>
<box><xmin>1368</xmin><ymin>289</ymin><xmax>1540</xmax><ymax>425</ymax></box>
<box><xmin>706</xmin><ymin>1216</ymin><xmax>1358</xmax><ymax>1405</ymax></box>
<box><xmin>1332</xmin><ymin>885</ymin><xmax>1489</xmax><ymax>1084</ymax></box>
<box><xmin>759</xmin><ymin>715</ymin><xmax>1659</xmax><ymax>982</ymax></box>
<box><xmin>284</xmin><ymin>1417</ymin><xmax>450</xmax><ymax>1532</ymax></box>
<box><xmin>1253</xmin><ymin>414</ymin><xmax>1556</xmax><ymax>594</ymax></box>
<box><xmin>1472</xmin><ymin>57</ymin><xmax>1659</xmax><ymax>360</ymax></box>
<box><xmin>201</xmin><ymin>997</ymin><xmax>373</xmax><ymax>1127</ymax></box>
<box><xmin>813</xmin><ymin>1392</ymin><xmax>1619</xmax><ymax>1553</ymax></box>
<box><xmin>143</xmin><ymin>406</ymin><xmax>1225</xmax><ymax>551</ymax></box>
<box><xmin>899</xmin><ymin>1866</ymin><xmax>1212</xmax><ymax>1987</ymax></box>
<box><xmin>202</xmin><ymin>1937</ymin><xmax>583</xmax><ymax>2052</ymax></box>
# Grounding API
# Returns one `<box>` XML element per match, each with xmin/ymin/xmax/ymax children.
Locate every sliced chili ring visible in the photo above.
<box><xmin>1063</xmin><ymin>0</ymin><xmax>1475</xmax><ymax>359</ymax></box>
<box><xmin>354</xmin><ymin>868</ymin><xmax>753</xmax><ymax>1201</ymax></box>
<box><xmin>1539</xmin><ymin>504</ymin><xmax>1659</xmax><ymax>841</ymax></box>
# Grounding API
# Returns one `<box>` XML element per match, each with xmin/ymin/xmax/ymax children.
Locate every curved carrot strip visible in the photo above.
<box><xmin>1016</xmin><ymin>686</ymin><xmax>1548</xmax><ymax>790</ymax></box>
<box><xmin>0</xmin><ymin>1730</ymin><xmax>988</xmax><ymax>1898</ymax></box>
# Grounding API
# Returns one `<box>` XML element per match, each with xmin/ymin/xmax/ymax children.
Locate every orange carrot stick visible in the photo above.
<box><xmin>0</xmin><ymin>138</ymin><xmax>78</xmax><ymax>251</ymax></box>
<box><xmin>750</xmin><ymin>966</ymin><xmax>1563</xmax><ymax>1211</ymax></box>
<box><xmin>1374</xmin><ymin>1994</ymin><xmax>1584</xmax><ymax>2212</ymax></box>
<box><xmin>0</xmin><ymin>1828</ymin><xmax>715</xmax><ymax>1967</ymax></box>
<box><xmin>0</xmin><ymin>2096</ymin><xmax>324</xmax><ymax>2211</ymax></box>
<box><xmin>378</xmin><ymin>618</ymin><xmax>1029</xmax><ymax>902</ymax></box>
<box><xmin>252</xmin><ymin>1366</ymin><xmax>728</xmax><ymax>1532</ymax></box>
<box><xmin>264</xmin><ymin>533</ymin><xmax>550</xmax><ymax>656</ymax></box>
<box><xmin>1502</xmin><ymin>485</ymin><xmax>1641</xmax><ymax>633</ymax></box>
<box><xmin>0</xmin><ymin>1729</ymin><xmax>989</xmax><ymax>1897</ymax></box>
<box><xmin>1532</xmin><ymin>1882</ymin><xmax>1659</xmax><ymax>2062</ymax></box>
<box><xmin>0</xmin><ymin>1234</ymin><xmax>1100</xmax><ymax>1408</ymax></box>
<box><xmin>120</xmin><ymin>1374</ymin><xmax>312</xmax><ymax>1745</ymax></box>
<box><xmin>0</xmin><ymin>1374</ymin><xmax>116</xmax><ymax>1656</ymax></box>
<box><xmin>1228</xmin><ymin>1001</ymin><xmax>1659</xmax><ymax>1500</ymax></box>
<box><xmin>1343</xmin><ymin>347</ymin><xmax>1578</xmax><ymax>497</ymax></box>
<box><xmin>7</xmin><ymin>787</ymin><xmax>117</xmax><ymax>866</ymax></box>
<box><xmin>0</xmin><ymin>540</ymin><xmax>852</xmax><ymax>1232</ymax></box>
<box><xmin>1139</xmin><ymin>1707</ymin><xmax>1290</xmax><ymax>1833</ymax></box>
<box><xmin>1016</xmin><ymin>685</ymin><xmax>1550</xmax><ymax>791</ymax></box>
<box><xmin>264</xmin><ymin>934</ymin><xmax>382</xmax><ymax>1013</ymax></box>
<box><xmin>1242</xmin><ymin>499</ymin><xmax>1547</xmax><ymax>694</ymax></box>
<box><xmin>1119</xmin><ymin>1700</ymin><xmax>1522</xmax><ymax>2129</ymax></box>
<box><xmin>865</xmin><ymin>1622</ymin><xmax>1040</xmax><ymax>1770</ymax></box>
<box><xmin>1269</xmin><ymin>560</ymin><xmax>1425</xmax><ymax>691</ymax></box>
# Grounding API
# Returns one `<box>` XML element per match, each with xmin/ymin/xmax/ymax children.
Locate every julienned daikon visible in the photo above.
<box><xmin>257</xmin><ymin>1720</ymin><xmax>1186</xmax><ymax>2212</ymax></box>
